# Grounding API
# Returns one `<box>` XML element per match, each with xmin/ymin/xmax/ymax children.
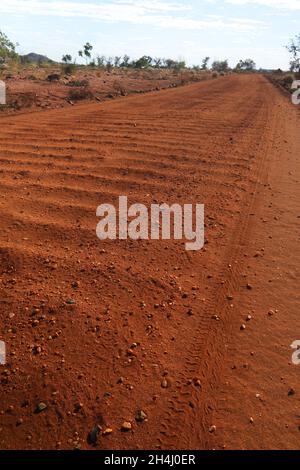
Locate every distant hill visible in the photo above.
<box><xmin>20</xmin><ymin>53</ymin><xmax>54</xmax><ymax>64</ymax></box>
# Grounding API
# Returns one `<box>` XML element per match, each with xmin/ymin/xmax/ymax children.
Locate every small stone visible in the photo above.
<box><xmin>16</xmin><ymin>418</ymin><xmax>23</xmax><ymax>426</ymax></box>
<box><xmin>36</xmin><ymin>402</ymin><xmax>47</xmax><ymax>413</ymax></box>
<box><xmin>33</xmin><ymin>345</ymin><xmax>42</xmax><ymax>355</ymax></box>
<box><xmin>250</xmin><ymin>417</ymin><xmax>254</xmax><ymax>424</ymax></box>
<box><xmin>66</xmin><ymin>299</ymin><xmax>76</xmax><ymax>305</ymax></box>
<box><xmin>88</xmin><ymin>425</ymin><xmax>102</xmax><ymax>445</ymax></box>
<box><xmin>246</xmin><ymin>284</ymin><xmax>253</xmax><ymax>290</ymax></box>
<box><xmin>121</xmin><ymin>421</ymin><xmax>132</xmax><ymax>432</ymax></box>
<box><xmin>161</xmin><ymin>378</ymin><xmax>168</xmax><ymax>389</ymax></box>
<box><xmin>209</xmin><ymin>425</ymin><xmax>216</xmax><ymax>433</ymax></box>
<box><xmin>135</xmin><ymin>410</ymin><xmax>147</xmax><ymax>422</ymax></box>
<box><xmin>102</xmin><ymin>427</ymin><xmax>113</xmax><ymax>436</ymax></box>
<box><xmin>193</xmin><ymin>378</ymin><xmax>202</xmax><ymax>387</ymax></box>
<box><xmin>240</xmin><ymin>324</ymin><xmax>246</xmax><ymax>331</ymax></box>
<box><xmin>246</xmin><ymin>315</ymin><xmax>252</xmax><ymax>321</ymax></box>
<box><xmin>226</xmin><ymin>295</ymin><xmax>234</xmax><ymax>301</ymax></box>
<box><xmin>212</xmin><ymin>314</ymin><xmax>220</xmax><ymax>321</ymax></box>
<box><xmin>74</xmin><ymin>402</ymin><xmax>84</xmax><ymax>411</ymax></box>
<box><xmin>288</xmin><ymin>388</ymin><xmax>295</xmax><ymax>396</ymax></box>
<box><xmin>268</xmin><ymin>309</ymin><xmax>275</xmax><ymax>316</ymax></box>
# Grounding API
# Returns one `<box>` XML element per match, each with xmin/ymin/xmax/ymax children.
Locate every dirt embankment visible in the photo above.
<box><xmin>0</xmin><ymin>66</ymin><xmax>212</xmax><ymax>114</ymax></box>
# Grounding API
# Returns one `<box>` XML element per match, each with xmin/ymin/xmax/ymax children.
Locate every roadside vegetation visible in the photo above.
<box><xmin>266</xmin><ymin>33</ymin><xmax>300</xmax><ymax>95</ymax></box>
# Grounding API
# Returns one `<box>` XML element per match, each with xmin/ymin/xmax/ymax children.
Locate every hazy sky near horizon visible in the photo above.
<box><xmin>0</xmin><ymin>0</ymin><xmax>299</xmax><ymax>69</ymax></box>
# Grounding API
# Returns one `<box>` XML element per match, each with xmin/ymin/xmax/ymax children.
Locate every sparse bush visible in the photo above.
<box><xmin>67</xmin><ymin>79</ymin><xmax>89</xmax><ymax>87</ymax></box>
<box><xmin>62</xmin><ymin>63</ymin><xmax>76</xmax><ymax>75</ymax></box>
<box><xmin>134</xmin><ymin>56</ymin><xmax>153</xmax><ymax>69</ymax></box>
<box><xmin>211</xmin><ymin>60</ymin><xmax>229</xmax><ymax>73</ymax></box>
<box><xmin>212</xmin><ymin>72</ymin><xmax>218</xmax><ymax>78</ymax></box>
<box><xmin>68</xmin><ymin>88</ymin><xmax>93</xmax><ymax>101</ymax></box>
<box><xmin>47</xmin><ymin>73</ymin><xmax>60</xmax><ymax>82</ymax></box>
<box><xmin>121</xmin><ymin>55</ymin><xmax>131</xmax><ymax>68</ymax></box>
<box><xmin>106</xmin><ymin>57</ymin><xmax>114</xmax><ymax>73</ymax></box>
<box><xmin>281</xmin><ymin>74</ymin><xmax>295</xmax><ymax>87</ymax></box>
<box><xmin>112</xmin><ymin>80</ymin><xmax>126</xmax><ymax>96</ymax></box>
<box><xmin>96</xmin><ymin>55</ymin><xmax>106</xmax><ymax>68</ymax></box>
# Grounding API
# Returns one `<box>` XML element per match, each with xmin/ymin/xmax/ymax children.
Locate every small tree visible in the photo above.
<box><xmin>286</xmin><ymin>34</ymin><xmax>300</xmax><ymax>73</ymax></box>
<box><xmin>62</xmin><ymin>54</ymin><xmax>72</xmax><ymax>64</ymax></box>
<box><xmin>174</xmin><ymin>60</ymin><xmax>186</xmax><ymax>71</ymax></box>
<box><xmin>114</xmin><ymin>56</ymin><xmax>121</xmax><ymax>68</ymax></box>
<box><xmin>153</xmin><ymin>57</ymin><xmax>162</xmax><ymax>68</ymax></box>
<box><xmin>106</xmin><ymin>56</ymin><xmax>114</xmax><ymax>72</ymax></box>
<box><xmin>121</xmin><ymin>55</ymin><xmax>131</xmax><ymax>68</ymax></box>
<box><xmin>201</xmin><ymin>56</ymin><xmax>210</xmax><ymax>70</ymax></box>
<box><xmin>235</xmin><ymin>58</ymin><xmax>256</xmax><ymax>72</ymax></box>
<box><xmin>61</xmin><ymin>54</ymin><xmax>75</xmax><ymax>75</ymax></box>
<box><xmin>134</xmin><ymin>55</ymin><xmax>153</xmax><ymax>69</ymax></box>
<box><xmin>78</xmin><ymin>42</ymin><xmax>93</xmax><ymax>65</ymax></box>
<box><xmin>96</xmin><ymin>55</ymin><xmax>106</xmax><ymax>67</ymax></box>
<box><xmin>211</xmin><ymin>60</ymin><xmax>229</xmax><ymax>73</ymax></box>
<box><xmin>165</xmin><ymin>58</ymin><xmax>176</xmax><ymax>69</ymax></box>
<box><xmin>0</xmin><ymin>31</ymin><xmax>18</xmax><ymax>62</ymax></box>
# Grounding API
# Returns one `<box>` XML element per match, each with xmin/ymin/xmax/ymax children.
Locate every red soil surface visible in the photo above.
<box><xmin>0</xmin><ymin>74</ymin><xmax>299</xmax><ymax>450</ymax></box>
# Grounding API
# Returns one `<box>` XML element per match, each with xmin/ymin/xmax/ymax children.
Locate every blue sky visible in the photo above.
<box><xmin>0</xmin><ymin>0</ymin><xmax>299</xmax><ymax>69</ymax></box>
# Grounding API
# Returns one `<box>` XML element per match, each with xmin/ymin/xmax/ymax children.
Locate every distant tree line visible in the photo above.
<box><xmin>61</xmin><ymin>43</ymin><xmax>258</xmax><ymax>74</ymax></box>
<box><xmin>0</xmin><ymin>32</ymin><xmax>260</xmax><ymax>74</ymax></box>
<box><xmin>4</xmin><ymin>29</ymin><xmax>300</xmax><ymax>76</ymax></box>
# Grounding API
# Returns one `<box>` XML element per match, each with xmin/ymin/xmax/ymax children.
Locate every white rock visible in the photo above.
<box><xmin>0</xmin><ymin>341</ymin><xmax>6</xmax><ymax>365</ymax></box>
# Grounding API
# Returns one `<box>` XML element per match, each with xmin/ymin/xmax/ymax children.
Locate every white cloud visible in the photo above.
<box><xmin>226</xmin><ymin>0</ymin><xmax>300</xmax><ymax>10</ymax></box>
<box><xmin>0</xmin><ymin>0</ymin><xmax>267</xmax><ymax>31</ymax></box>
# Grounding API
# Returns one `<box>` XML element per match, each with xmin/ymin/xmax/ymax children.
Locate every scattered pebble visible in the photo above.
<box><xmin>193</xmin><ymin>378</ymin><xmax>202</xmax><ymax>388</ymax></box>
<box><xmin>102</xmin><ymin>428</ymin><xmax>113</xmax><ymax>436</ymax></box>
<box><xmin>212</xmin><ymin>314</ymin><xmax>220</xmax><ymax>321</ymax></box>
<box><xmin>135</xmin><ymin>410</ymin><xmax>147</xmax><ymax>422</ymax></box>
<box><xmin>240</xmin><ymin>324</ymin><xmax>246</xmax><ymax>331</ymax></box>
<box><xmin>161</xmin><ymin>379</ymin><xmax>169</xmax><ymax>389</ymax></box>
<box><xmin>209</xmin><ymin>425</ymin><xmax>216</xmax><ymax>433</ymax></box>
<box><xmin>121</xmin><ymin>421</ymin><xmax>132</xmax><ymax>432</ymax></box>
<box><xmin>36</xmin><ymin>402</ymin><xmax>47</xmax><ymax>413</ymax></box>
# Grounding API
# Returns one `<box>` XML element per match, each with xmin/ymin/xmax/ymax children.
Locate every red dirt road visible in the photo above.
<box><xmin>0</xmin><ymin>75</ymin><xmax>299</xmax><ymax>450</ymax></box>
